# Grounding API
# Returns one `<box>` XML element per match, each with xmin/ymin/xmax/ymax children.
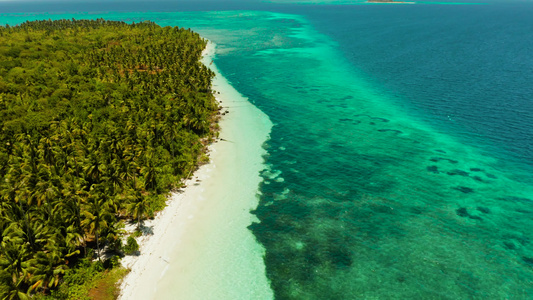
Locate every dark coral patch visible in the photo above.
<box><xmin>522</xmin><ymin>256</ymin><xmax>533</xmax><ymax>267</ymax></box>
<box><xmin>353</xmin><ymin>114</ymin><xmax>372</xmax><ymax>118</ymax></box>
<box><xmin>503</xmin><ymin>241</ymin><xmax>517</xmax><ymax>250</ymax></box>
<box><xmin>427</xmin><ymin>166</ymin><xmax>440</xmax><ymax>174</ymax></box>
<box><xmin>470</xmin><ymin>168</ymin><xmax>497</xmax><ymax>179</ymax></box>
<box><xmin>353</xmin><ymin>114</ymin><xmax>389</xmax><ymax>123</ymax></box>
<box><xmin>410</xmin><ymin>206</ymin><xmax>424</xmax><ymax>215</ymax></box>
<box><xmin>486</xmin><ymin>173</ymin><xmax>498</xmax><ymax>179</ymax></box>
<box><xmin>476</xmin><ymin>206</ymin><xmax>490</xmax><ymax>214</ymax></box>
<box><xmin>447</xmin><ymin>169</ymin><xmax>469</xmax><ymax>177</ymax></box>
<box><xmin>430</xmin><ymin>157</ymin><xmax>459</xmax><ymax>164</ymax></box>
<box><xmin>453</xmin><ymin>186</ymin><xmax>474</xmax><ymax>194</ymax></box>
<box><xmin>371</xmin><ymin>117</ymin><xmax>389</xmax><ymax>123</ymax></box>
<box><xmin>456</xmin><ymin>207</ymin><xmax>482</xmax><ymax>220</ymax></box>
<box><xmin>498</xmin><ymin>196</ymin><xmax>533</xmax><ymax>204</ymax></box>
<box><xmin>472</xmin><ymin>176</ymin><xmax>485</xmax><ymax>182</ymax></box>
<box><xmin>456</xmin><ymin>207</ymin><xmax>469</xmax><ymax>218</ymax></box>
<box><xmin>328</xmin><ymin>247</ymin><xmax>353</xmax><ymax>269</ymax></box>
<box><xmin>378</xmin><ymin>129</ymin><xmax>402</xmax><ymax>135</ymax></box>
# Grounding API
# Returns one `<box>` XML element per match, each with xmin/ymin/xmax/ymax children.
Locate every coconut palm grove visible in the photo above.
<box><xmin>0</xmin><ymin>19</ymin><xmax>219</xmax><ymax>298</ymax></box>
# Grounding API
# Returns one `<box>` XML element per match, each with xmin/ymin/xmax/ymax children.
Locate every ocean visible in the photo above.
<box><xmin>1</xmin><ymin>0</ymin><xmax>532</xmax><ymax>298</ymax></box>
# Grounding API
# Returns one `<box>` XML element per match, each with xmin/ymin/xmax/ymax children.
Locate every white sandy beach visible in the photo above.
<box><xmin>118</xmin><ymin>42</ymin><xmax>273</xmax><ymax>300</ymax></box>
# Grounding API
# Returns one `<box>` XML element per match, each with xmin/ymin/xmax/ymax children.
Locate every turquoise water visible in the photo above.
<box><xmin>1</xmin><ymin>2</ymin><xmax>533</xmax><ymax>298</ymax></box>
<box><xmin>205</xmin><ymin>12</ymin><xmax>533</xmax><ymax>299</ymax></box>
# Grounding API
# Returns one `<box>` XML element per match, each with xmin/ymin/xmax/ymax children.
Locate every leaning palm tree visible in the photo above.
<box><xmin>81</xmin><ymin>191</ymin><xmax>114</xmax><ymax>260</ymax></box>
<box><xmin>126</xmin><ymin>180</ymin><xmax>150</xmax><ymax>231</ymax></box>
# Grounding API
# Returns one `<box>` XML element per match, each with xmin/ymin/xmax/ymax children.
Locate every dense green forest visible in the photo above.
<box><xmin>0</xmin><ymin>19</ymin><xmax>219</xmax><ymax>299</ymax></box>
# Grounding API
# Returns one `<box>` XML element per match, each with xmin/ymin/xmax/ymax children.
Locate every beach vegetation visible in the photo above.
<box><xmin>124</xmin><ymin>237</ymin><xmax>139</xmax><ymax>256</ymax></box>
<box><xmin>0</xmin><ymin>18</ymin><xmax>219</xmax><ymax>298</ymax></box>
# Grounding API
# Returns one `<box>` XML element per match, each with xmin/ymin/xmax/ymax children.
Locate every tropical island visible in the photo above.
<box><xmin>0</xmin><ymin>19</ymin><xmax>220</xmax><ymax>299</ymax></box>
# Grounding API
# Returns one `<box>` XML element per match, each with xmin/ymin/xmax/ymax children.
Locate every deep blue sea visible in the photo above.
<box><xmin>1</xmin><ymin>0</ymin><xmax>532</xmax><ymax>298</ymax></box>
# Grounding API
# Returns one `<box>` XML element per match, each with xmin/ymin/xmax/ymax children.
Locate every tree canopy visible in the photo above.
<box><xmin>0</xmin><ymin>18</ymin><xmax>219</xmax><ymax>298</ymax></box>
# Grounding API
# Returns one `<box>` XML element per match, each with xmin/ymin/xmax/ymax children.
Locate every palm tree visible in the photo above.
<box><xmin>1</xmin><ymin>19</ymin><xmax>220</xmax><ymax>294</ymax></box>
<box><xmin>56</xmin><ymin>179</ymin><xmax>86</xmax><ymax>254</ymax></box>
<box><xmin>81</xmin><ymin>190</ymin><xmax>114</xmax><ymax>260</ymax></box>
<box><xmin>27</xmin><ymin>248</ymin><xmax>66</xmax><ymax>294</ymax></box>
<box><xmin>6</xmin><ymin>210</ymin><xmax>51</xmax><ymax>254</ymax></box>
<box><xmin>141</xmin><ymin>154</ymin><xmax>158</xmax><ymax>191</ymax></box>
<box><xmin>0</xmin><ymin>239</ymin><xmax>31</xmax><ymax>299</ymax></box>
<box><xmin>0</xmin><ymin>273</ymin><xmax>30</xmax><ymax>300</ymax></box>
<box><xmin>127</xmin><ymin>180</ymin><xmax>150</xmax><ymax>231</ymax></box>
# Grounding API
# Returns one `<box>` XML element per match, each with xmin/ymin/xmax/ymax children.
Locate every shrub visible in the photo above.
<box><xmin>124</xmin><ymin>236</ymin><xmax>139</xmax><ymax>255</ymax></box>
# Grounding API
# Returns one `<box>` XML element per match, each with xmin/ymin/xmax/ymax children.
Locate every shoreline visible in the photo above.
<box><xmin>118</xmin><ymin>41</ymin><xmax>273</xmax><ymax>299</ymax></box>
